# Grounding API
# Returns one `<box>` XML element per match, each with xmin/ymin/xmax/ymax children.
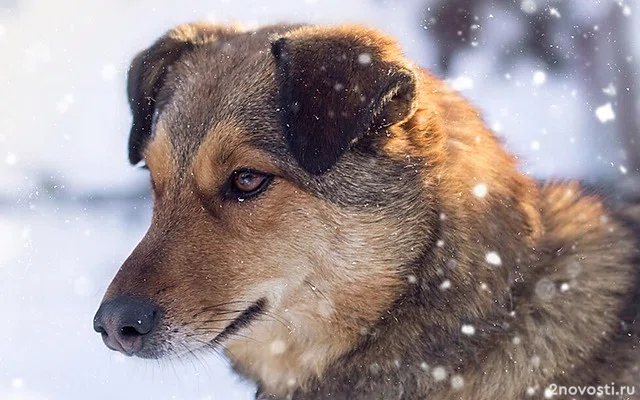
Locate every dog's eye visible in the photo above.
<box><xmin>225</xmin><ymin>169</ymin><xmax>273</xmax><ymax>201</ymax></box>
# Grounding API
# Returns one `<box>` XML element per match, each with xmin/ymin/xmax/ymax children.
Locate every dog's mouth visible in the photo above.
<box><xmin>210</xmin><ymin>298</ymin><xmax>267</xmax><ymax>344</ymax></box>
<box><xmin>134</xmin><ymin>298</ymin><xmax>267</xmax><ymax>359</ymax></box>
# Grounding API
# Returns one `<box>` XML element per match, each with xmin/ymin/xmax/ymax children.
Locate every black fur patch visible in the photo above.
<box><xmin>271</xmin><ymin>34</ymin><xmax>416</xmax><ymax>175</ymax></box>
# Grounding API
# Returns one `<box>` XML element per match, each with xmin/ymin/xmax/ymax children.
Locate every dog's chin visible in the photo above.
<box><xmin>133</xmin><ymin>298</ymin><xmax>268</xmax><ymax>360</ymax></box>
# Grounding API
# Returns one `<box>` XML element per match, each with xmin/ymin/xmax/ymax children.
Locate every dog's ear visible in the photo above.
<box><xmin>127</xmin><ymin>23</ymin><xmax>227</xmax><ymax>165</ymax></box>
<box><xmin>270</xmin><ymin>26</ymin><xmax>418</xmax><ymax>175</ymax></box>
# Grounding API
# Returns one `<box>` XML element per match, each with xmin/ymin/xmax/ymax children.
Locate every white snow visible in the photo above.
<box><xmin>450</xmin><ymin>375</ymin><xmax>464</xmax><ymax>390</ymax></box>
<box><xmin>620</xmin><ymin>165</ymin><xmax>628</xmax><ymax>174</ymax></box>
<box><xmin>520</xmin><ymin>0</ymin><xmax>538</xmax><ymax>14</ymax></box>
<box><xmin>530</xmin><ymin>140</ymin><xmax>540</xmax><ymax>151</ymax></box>
<box><xmin>358</xmin><ymin>53</ymin><xmax>372</xmax><ymax>65</ymax></box>
<box><xmin>440</xmin><ymin>279</ymin><xmax>451</xmax><ymax>290</ymax></box>
<box><xmin>56</xmin><ymin>93</ymin><xmax>75</xmax><ymax>114</ymax></box>
<box><xmin>485</xmin><ymin>251</ymin><xmax>502</xmax><ymax>266</ymax></box>
<box><xmin>448</xmin><ymin>75</ymin><xmax>474</xmax><ymax>91</ymax></box>
<box><xmin>532</xmin><ymin>70</ymin><xmax>546</xmax><ymax>86</ymax></box>
<box><xmin>473</xmin><ymin>183</ymin><xmax>488</xmax><ymax>198</ymax></box>
<box><xmin>461</xmin><ymin>324</ymin><xmax>475</xmax><ymax>335</ymax></box>
<box><xmin>270</xmin><ymin>340</ymin><xmax>287</xmax><ymax>355</ymax></box>
<box><xmin>431</xmin><ymin>366</ymin><xmax>448</xmax><ymax>382</ymax></box>
<box><xmin>549</xmin><ymin>7</ymin><xmax>561</xmax><ymax>18</ymax></box>
<box><xmin>602</xmin><ymin>83</ymin><xmax>617</xmax><ymax>96</ymax></box>
<box><xmin>595</xmin><ymin>102</ymin><xmax>616</xmax><ymax>123</ymax></box>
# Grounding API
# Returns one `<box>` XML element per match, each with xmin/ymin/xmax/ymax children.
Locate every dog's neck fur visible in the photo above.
<box><xmin>244</xmin><ymin>75</ymin><xmax>639</xmax><ymax>400</ymax></box>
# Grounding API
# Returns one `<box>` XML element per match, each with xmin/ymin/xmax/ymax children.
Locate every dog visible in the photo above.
<box><xmin>93</xmin><ymin>23</ymin><xmax>640</xmax><ymax>399</ymax></box>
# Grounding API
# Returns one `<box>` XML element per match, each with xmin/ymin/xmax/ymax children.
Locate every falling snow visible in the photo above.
<box><xmin>448</xmin><ymin>75</ymin><xmax>474</xmax><ymax>91</ymax></box>
<box><xmin>461</xmin><ymin>324</ymin><xmax>475</xmax><ymax>335</ymax></box>
<box><xmin>532</xmin><ymin>70</ymin><xmax>546</xmax><ymax>85</ymax></box>
<box><xmin>520</xmin><ymin>0</ymin><xmax>537</xmax><ymax>14</ymax></box>
<box><xmin>358</xmin><ymin>53</ymin><xmax>372</xmax><ymax>65</ymax></box>
<box><xmin>485</xmin><ymin>251</ymin><xmax>502</xmax><ymax>266</ymax></box>
<box><xmin>450</xmin><ymin>375</ymin><xmax>465</xmax><ymax>390</ymax></box>
<box><xmin>602</xmin><ymin>83</ymin><xmax>617</xmax><ymax>97</ymax></box>
<box><xmin>473</xmin><ymin>183</ymin><xmax>488</xmax><ymax>198</ymax></box>
<box><xmin>270</xmin><ymin>340</ymin><xmax>287</xmax><ymax>355</ymax></box>
<box><xmin>530</xmin><ymin>140</ymin><xmax>540</xmax><ymax>151</ymax></box>
<box><xmin>595</xmin><ymin>102</ymin><xmax>615</xmax><ymax>123</ymax></box>
<box><xmin>549</xmin><ymin>7</ymin><xmax>561</xmax><ymax>18</ymax></box>
<box><xmin>535</xmin><ymin>277</ymin><xmax>557</xmax><ymax>300</ymax></box>
<box><xmin>431</xmin><ymin>366</ymin><xmax>448</xmax><ymax>382</ymax></box>
<box><xmin>56</xmin><ymin>93</ymin><xmax>75</xmax><ymax>113</ymax></box>
<box><xmin>440</xmin><ymin>279</ymin><xmax>451</xmax><ymax>290</ymax></box>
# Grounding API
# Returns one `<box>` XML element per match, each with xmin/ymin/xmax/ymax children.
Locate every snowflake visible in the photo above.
<box><xmin>269</xmin><ymin>340</ymin><xmax>286</xmax><ymax>355</ymax></box>
<box><xmin>602</xmin><ymin>83</ymin><xmax>617</xmax><ymax>97</ymax></box>
<box><xmin>431</xmin><ymin>366</ymin><xmax>447</xmax><ymax>381</ymax></box>
<box><xmin>560</xmin><ymin>282</ymin><xmax>570</xmax><ymax>292</ymax></box>
<box><xmin>485</xmin><ymin>251</ymin><xmax>502</xmax><ymax>266</ymax></box>
<box><xmin>530</xmin><ymin>140</ymin><xmax>540</xmax><ymax>151</ymax></box>
<box><xmin>408</xmin><ymin>274</ymin><xmax>417</xmax><ymax>284</ymax></box>
<box><xmin>619</xmin><ymin>165</ymin><xmax>628</xmax><ymax>174</ymax></box>
<box><xmin>56</xmin><ymin>93</ymin><xmax>75</xmax><ymax>114</ymax></box>
<box><xmin>512</xmin><ymin>335</ymin><xmax>522</xmax><ymax>345</ymax></box>
<box><xmin>461</xmin><ymin>324</ymin><xmax>475</xmax><ymax>335</ymax></box>
<box><xmin>520</xmin><ymin>0</ymin><xmax>538</xmax><ymax>14</ymax></box>
<box><xmin>532</xmin><ymin>70</ymin><xmax>546</xmax><ymax>85</ymax></box>
<box><xmin>526</xmin><ymin>386</ymin><xmax>537</xmax><ymax>396</ymax></box>
<box><xmin>11</xmin><ymin>378</ymin><xmax>24</xmax><ymax>389</ymax></box>
<box><xmin>473</xmin><ymin>183</ymin><xmax>488</xmax><ymax>198</ymax></box>
<box><xmin>549</xmin><ymin>7</ymin><xmax>561</xmax><ymax>18</ymax></box>
<box><xmin>535</xmin><ymin>278</ymin><xmax>556</xmax><ymax>300</ymax></box>
<box><xmin>451</xmin><ymin>375</ymin><xmax>464</xmax><ymax>390</ymax></box>
<box><xmin>440</xmin><ymin>279</ymin><xmax>451</xmax><ymax>290</ymax></box>
<box><xmin>436</xmin><ymin>239</ymin><xmax>445</xmax><ymax>247</ymax></box>
<box><xmin>448</xmin><ymin>75</ymin><xmax>474</xmax><ymax>91</ymax></box>
<box><xmin>622</xmin><ymin>4</ymin><xmax>631</xmax><ymax>16</ymax></box>
<box><xmin>595</xmin><ymin>102</ymin><xmax>615</xmax><ymax>123</ymax></box>
<box><xmin>544</xmin><ymin>386</ymin><xmax>554</xmax><ymax>398</ymax></box>
<box><xmin>358</xmin><ymin>53</ymin><xmax>372</xmax><ymax>65</ymax></box>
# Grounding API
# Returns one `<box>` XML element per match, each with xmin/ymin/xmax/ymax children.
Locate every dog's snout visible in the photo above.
<box><xmin>93</xmin><ymin>298</ymin><xmax>158</xmax><ymax>355</ymax></box>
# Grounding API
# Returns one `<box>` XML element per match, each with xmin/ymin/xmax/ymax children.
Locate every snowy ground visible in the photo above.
<box><xmin>0</xmin><ymin>0</ymin><xmax>636</xmax><ymax>399</ymax></box>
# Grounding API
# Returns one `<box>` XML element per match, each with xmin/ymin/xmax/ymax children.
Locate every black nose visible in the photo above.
<box><xmin>93</xmin><ymin>297</ymin><xmax>158</xmax><ymax>355</ymax></box>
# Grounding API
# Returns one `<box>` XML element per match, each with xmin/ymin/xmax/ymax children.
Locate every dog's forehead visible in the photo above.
<box><xmin>158</xmin><ymin>29</ymin><xmax>287</xmax><ymax>167</ymax></box>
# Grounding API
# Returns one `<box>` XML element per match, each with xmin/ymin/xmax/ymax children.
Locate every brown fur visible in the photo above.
<box><xmin>96</xmin><ymin>22</ymin><xmax>640</xmax><ymax>399</ymax></box>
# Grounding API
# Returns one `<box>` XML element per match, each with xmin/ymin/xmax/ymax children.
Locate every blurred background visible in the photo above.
<box><xmin>0</xmin><ymin>0</ymin><xmax>637</xmax><ymax>399</ymax></box>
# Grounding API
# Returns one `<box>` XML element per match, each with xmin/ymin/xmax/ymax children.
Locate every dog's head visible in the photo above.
<box><xmin>93</xmin><ymin>22</ymin><xmax>538</xmax><ymax>394</ymax></box>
